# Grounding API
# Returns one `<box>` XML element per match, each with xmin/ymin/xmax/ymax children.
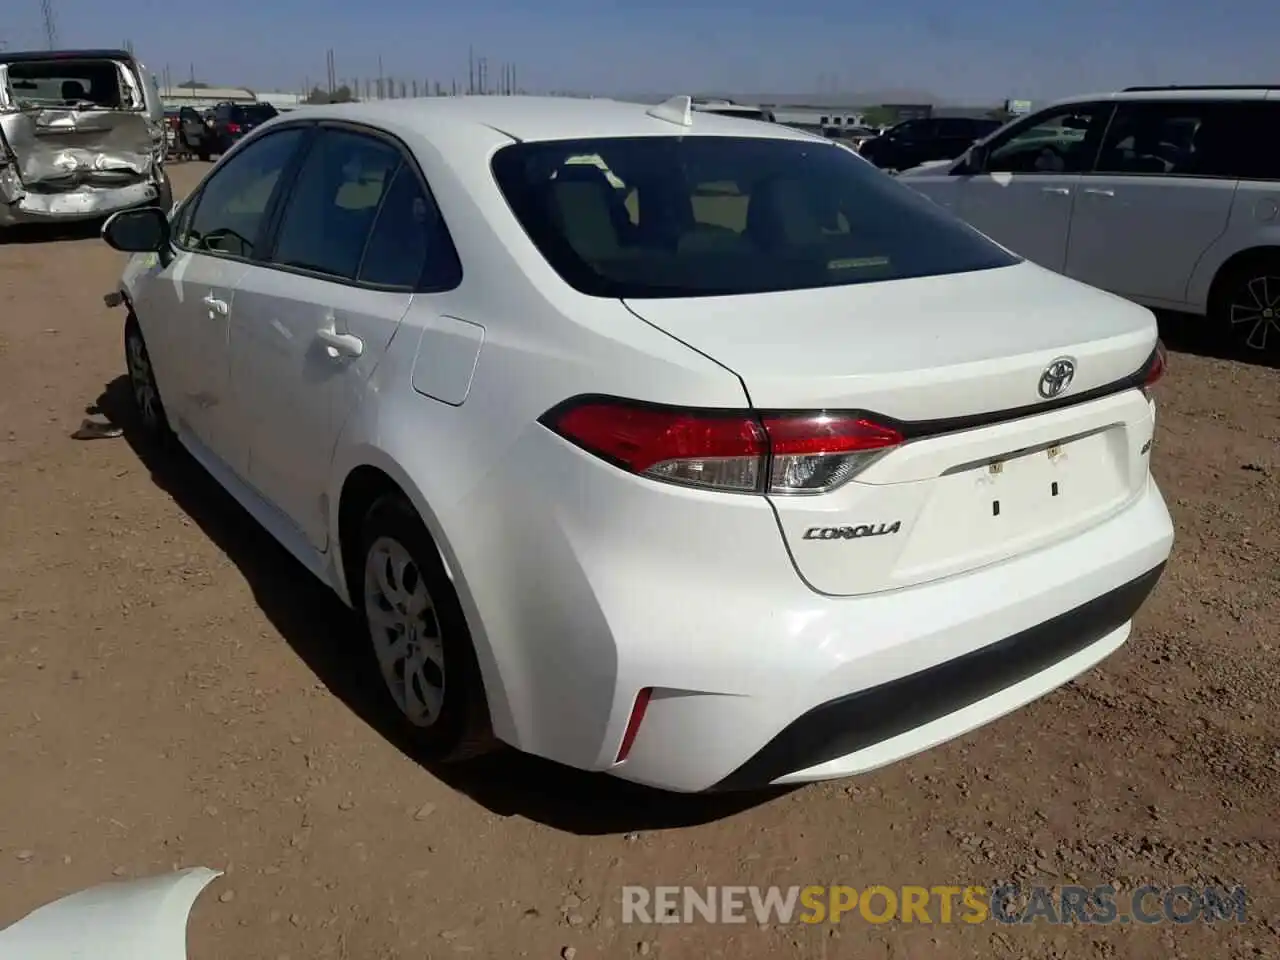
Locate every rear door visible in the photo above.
<box><xmin>953</xmin><ymin>101</ymin><xmax>1114</xmax><ymax>273</ymax></box>
<box><xmin>229</xmin><ymin>123</ymin><xmax>460</xmax><ymax>549</ymax></box>
<box><xmin>1065</xmin><ymin>99</ymin><xmax>1242</xmax><ymax>305</ymax></box>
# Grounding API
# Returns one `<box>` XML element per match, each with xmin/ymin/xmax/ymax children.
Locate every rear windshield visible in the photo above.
<box><xmin>233</xmin><ymin>104</ymin><xmax>278</xmax><ymax>122</ymax></box>
<box><xmin>5</xmin><ymin>58</ymin><xmax>132</xmax><ymax>109</ymax></box>
<box><xmin>491</xmin><ymin>136</ymin><xmax>1017</xmax><ymax>299</ymax></box>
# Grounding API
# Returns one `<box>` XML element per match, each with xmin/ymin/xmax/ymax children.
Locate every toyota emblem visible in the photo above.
<box><xmin>1038</xmin><ymin>358</ymin><xmax>1075</xmax><ymax>399</ymax></box>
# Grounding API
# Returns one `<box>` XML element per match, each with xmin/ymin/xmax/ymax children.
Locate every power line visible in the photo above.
<box><xmin>40</xmin><ymin>0</ymin><xmax>58</xmax><ymax>49</ymax></box>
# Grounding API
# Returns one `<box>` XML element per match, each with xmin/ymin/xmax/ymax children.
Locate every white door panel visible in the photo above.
<box><xmin>131</xmin><ymin>250</ymin><xmax>248</xmax><ymax>460</ymax></box>
<box><xmin>1066</xmin><ymin>177</ymin><xmax>1236</xmax><ymax>304</ymax></box>
<box><xmin>229</xmin><ymin>267</ymin><xmax>411</xmax><ymax>550</ymax></box>
<box><xmin>956</xmin><ymin>174</ymin><xmax>1080</xmax><ymax>273</ymax></box>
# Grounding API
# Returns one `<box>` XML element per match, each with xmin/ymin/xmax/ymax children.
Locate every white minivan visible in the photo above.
<box><xmin>899</xmin><ymin>86</ymin><xmax>1280</xmax><ymax>356</ymax></box>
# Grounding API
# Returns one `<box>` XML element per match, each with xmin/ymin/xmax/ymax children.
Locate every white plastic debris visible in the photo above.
<box><xmin>0</xmin><ymin>867</ymin><xmax>221</xmax><ymax>959</ymax></box>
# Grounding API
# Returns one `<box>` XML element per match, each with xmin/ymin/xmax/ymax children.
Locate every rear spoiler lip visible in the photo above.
<box><xmin>883</xmin><ymin>344</ymin><xmax>1163</xmax><ymax>441</ymax></box>
<box><xmin>539</xmin><ymin>346</ymin><xmax>1163</xmax><ymax>444</ymax></box>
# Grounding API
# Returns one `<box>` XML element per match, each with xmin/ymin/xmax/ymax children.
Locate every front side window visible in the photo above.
<box><xmin>179</xmin><ymin>128</ymin><xmax>305</xmax><ymax>258</ymax></box>
<box><xmin>269</xmin><ymin>128</ymin><xmax>403</xmax><ymax>281</ymax></box>
<box><xmin>985</xmin><ymin>103</ymin><xmax>1113</xmax><ymax>174</ymax></box>
<box><xmin>1093</xmin><ymin>100</ymin><xmax>1277</xmax><ymax>180</ymax></box>
<box><xmin>491</xmin><ymin>135</ymin><xmax>1018</xmax><ymax>299</ymax></box>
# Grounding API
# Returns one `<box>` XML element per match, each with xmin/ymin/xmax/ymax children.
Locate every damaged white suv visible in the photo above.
<box><xmin>0</xmin><ymin>48</ymin><xmax>171</xmax><ymax>229</ymax></box>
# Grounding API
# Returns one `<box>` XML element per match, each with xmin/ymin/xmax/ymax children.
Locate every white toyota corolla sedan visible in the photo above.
<box><xmin>101</xmin><ymin>94</ymin><xmax>1174</xmax><ymax>793</ymax></box>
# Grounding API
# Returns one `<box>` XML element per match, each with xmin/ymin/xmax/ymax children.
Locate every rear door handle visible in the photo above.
<box><xmin>1083</xmin><ymin>187</ymin><xmax>1115</xmax><ymax>197</ymax></box>
<box><xmin>1041</xmin><ymin>186</ymin><xmax>1071</xmax><ymax>196</ymax></box>
<box><xmin>201</xmin><ymin>293</ymin><xmax>228</xmax><ymax>316</ymax></box>
<box><xmin>316</xmin><ymin>326</ymin><xmax>364</xmax><ymax>359</ymax></box>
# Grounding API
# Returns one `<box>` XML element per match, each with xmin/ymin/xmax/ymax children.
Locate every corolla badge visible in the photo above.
<box><xmin>1038</xmin><ymin>358</ymin><xmax>1076</xmax><ymax>399</ymax></box>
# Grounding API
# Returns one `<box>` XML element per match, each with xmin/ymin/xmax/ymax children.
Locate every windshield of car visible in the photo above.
<box><xmin>4</xmin><ymin>58</ymin><xmax>133</xmax><ymax>109</ymax></box>
<box><xmin>232</xmin><ymin>104</ymin><xmax>278</xmax><ymax>123</ymax></box>
<box><xmin>491</xmin><ymin>135</ymin><xmax>1017</xmax><ymax>299</ymax></box>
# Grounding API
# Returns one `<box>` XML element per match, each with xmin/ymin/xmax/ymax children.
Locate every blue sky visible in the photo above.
<box><xmin>5</xmin><ymin>0</ymin><xmax>1279</xmax><ymax>102</ymax></box>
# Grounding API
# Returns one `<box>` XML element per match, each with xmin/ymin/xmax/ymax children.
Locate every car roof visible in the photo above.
<box><xmin>1048</xmin><ymin>86</ymin><xmax>1280</xmax><ymax>107</ymax></box>
<box><xmin>290</xmin><ymin>96</ymin><xmax>824</xmax><ymax>146</ymax></box>
<box><xmin>0</xmin><ymin>49</ymin><xmax>135</xmax><ymax>64</ymax></box>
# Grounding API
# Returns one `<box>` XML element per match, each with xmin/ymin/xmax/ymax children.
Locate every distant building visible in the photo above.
<box><xmin>256</xmin><ymin>91</ymin><xmax>303</xmax><ymax>110</ymax></box>
<box><xmin>159</xmin><ymin>85</ymin><xmax>256</xmax><ymax>109</ymax></box>
<box><xmin>769</xmin><ymin>104</ymin><xmax>870</xmax><ymax>131</ymax></box>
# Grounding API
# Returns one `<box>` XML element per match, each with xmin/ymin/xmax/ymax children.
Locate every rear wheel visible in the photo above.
<box><xmin>357</xmin><ymin>495</ymin><xmax>494</xmax><ymax>761</ymax></box>
<box><xmin>1210</xmin><ymin>256</ymin><xmax>1280</xmax><ymax>357</ymax></box>
<box><xmin>124</xmin><ymin>312</ymin><xmax>174</xmax><ymax>446</ymax></box>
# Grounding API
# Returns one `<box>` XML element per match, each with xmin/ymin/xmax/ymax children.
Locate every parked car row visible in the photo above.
<box><xmin>169</xmin><ymin>101</ymin><xmax>279</xmax><ymax>161</ymax></box>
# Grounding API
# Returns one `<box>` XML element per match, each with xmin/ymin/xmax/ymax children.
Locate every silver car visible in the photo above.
<box><xmin>0</xmin><ymin>47</ymin><xmax>171</xmax><ymax>229</ymax></box>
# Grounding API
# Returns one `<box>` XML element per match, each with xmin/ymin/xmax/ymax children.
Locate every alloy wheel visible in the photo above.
<box><xmin>363</xmin><ymin>536</ymin><xmax>446</xmax><ymax>727</ymax></box>
<box><xmin>1227</xmin><ymin>274</ymin><xmax>1280</xmax><ymax>353</ymax></box>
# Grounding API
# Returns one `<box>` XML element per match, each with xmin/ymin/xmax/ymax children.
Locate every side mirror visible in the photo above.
<box><xmin>102</xmin><ymin>207</ymin><xmax>171</xmax><ymax>255</ymax></box>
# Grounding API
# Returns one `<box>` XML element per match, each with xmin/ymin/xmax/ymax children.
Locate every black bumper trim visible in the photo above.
<box><xmin>710</xmin><ymin>562</ymin><xmax>1166</xmax><ymax>792</ymax></box>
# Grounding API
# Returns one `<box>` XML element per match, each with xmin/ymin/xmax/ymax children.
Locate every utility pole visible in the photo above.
<box><xmin>468</xmin><ymin>47</ymin><xmax>475</xmax><ymax>94</ymax></box>
<box><xmin>41</xmin><ymin>0</ymin><xmax>58</xmax><ymax>48</ymax></box>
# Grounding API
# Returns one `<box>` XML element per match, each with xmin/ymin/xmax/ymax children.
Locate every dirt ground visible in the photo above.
<box><xmin>1</xmin><ymin>162</ymin><xmax>1278</xmax><ymax>960</ymax></box>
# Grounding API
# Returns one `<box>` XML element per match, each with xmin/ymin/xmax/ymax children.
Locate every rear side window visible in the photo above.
<box><xmin>1094</xmin><ymin>101</ymin><xmax>1280</xmax><ymax>180</ymax></box>
<box><xmin>357</xmin><ymin>164</ymin><xmax>462</xmax><ymax>290</ymax></box>
<box><xmin>491</xmin><ymin>136</ymin><xmax>1017</xmax><ymax>299</ymax></box>
<box><xmin>234</xmin><ymin>104</ymin><xmax>278</xmax><ymax>124</ymax></box>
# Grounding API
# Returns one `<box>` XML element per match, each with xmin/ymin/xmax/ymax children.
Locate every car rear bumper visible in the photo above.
<box><xmin>0</xmin><ymin>178</ymin><xmax>164</xmax><ymax>227</ymax></box>
<box><xmin>459</xmin><ymin>419</ymin><xmax>1174</xmax><ymax>792</ymax></box>
<box><xmin>709</xmin><ymin>562</ymin><xmax>1163</xmax><ymax>790</ymax></box>
<box><xmin>607</xmin><ymin>478</ymin><xmax>1171</xmax><ymax>792</ymax></box>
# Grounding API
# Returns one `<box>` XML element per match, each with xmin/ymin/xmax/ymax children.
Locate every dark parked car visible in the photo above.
<box><xmin>858</xmin><ymin>117</ymin><xmax>1004</xmax><ymax>172</ymax></box>
<box><xmin>203</xmin><ymin>102</ymin><xmax>279</xmax><ymax>158</ymax></box>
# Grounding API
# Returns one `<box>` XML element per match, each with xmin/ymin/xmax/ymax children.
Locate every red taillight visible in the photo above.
<box><xmin>1143</xmin><ymin>341</ymin><xmax>1166</xmax><ymax>393</ymax></box>
<box><xmin>616</xmin><ymin>687</ymin><xmax>652</xmax><ymax>763</ymax></box>
<box><xmin>542</xmin><ymin>398</ymin><xmax>904</xmax><ymax>494</ymax></box>
<box><xmin>226</xmin><ymin>122</ymin><xmax>241</xmax><ymax>134</ymax></box>
<box><xmin>761</xmin><ymin>413</ymin><xmax>905</xmax><ymax>494</ymax></box>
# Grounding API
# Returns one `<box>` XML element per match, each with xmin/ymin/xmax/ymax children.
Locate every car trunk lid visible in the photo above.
<box><xmin>0</xmin><ymin>108</ymin><xmax>155</xmax><ymax>187</ymax></box>
<box><xmin>623</xmin><ymin>261</ymin><xmax>1161</xmax><ymax>596</ymax></box>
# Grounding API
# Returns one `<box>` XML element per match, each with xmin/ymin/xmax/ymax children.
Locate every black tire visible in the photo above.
<box><xmin>197</xmin><ymin>147</ymin><xmax>211</xmax><ymax>162</ymax></box>
<box><xmin>357</xmin><ymin>494</ymin><xmax>494</xmax><ymax>762</ymax></box>
<box><xmin>1209</xmin><ymin>255</ymin><xmax>1280</xmax><ymax>357</ymax></box>
<box><xmin>123</xmin><ymin>312</ymin><xmax>175</xmax><ymax>446</ymax></box>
